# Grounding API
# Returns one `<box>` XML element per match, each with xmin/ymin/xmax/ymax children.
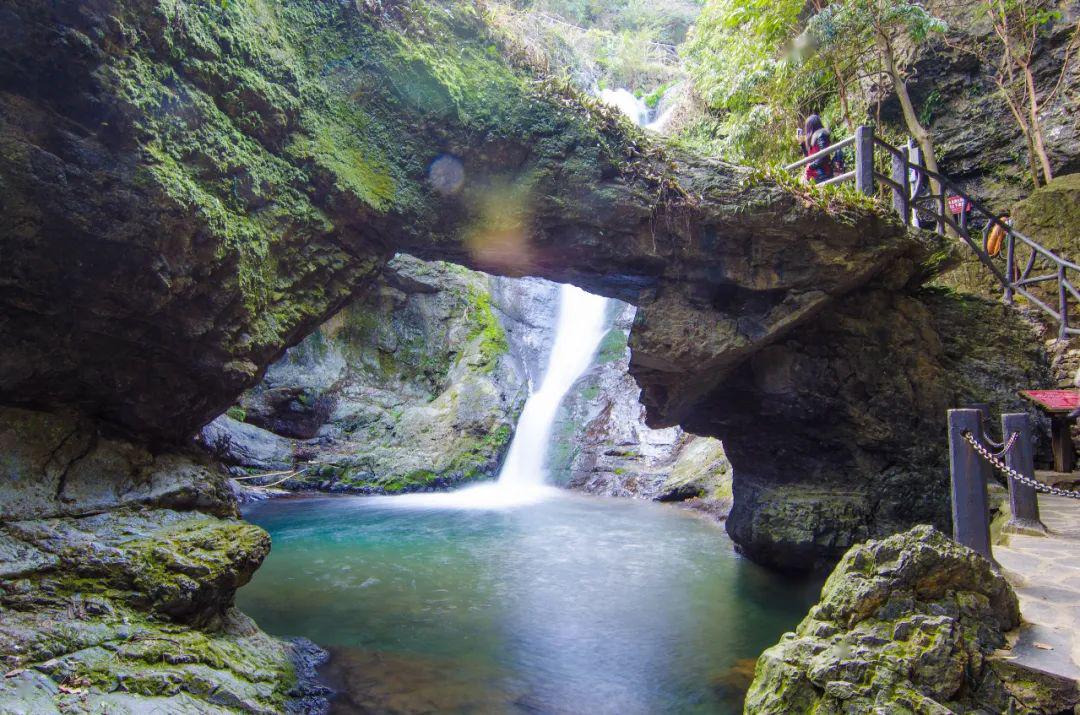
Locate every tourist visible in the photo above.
<box><xmin>798</xmin><ymin>114</ymin><xmax>837</xmax><ymax>184</ymax></box>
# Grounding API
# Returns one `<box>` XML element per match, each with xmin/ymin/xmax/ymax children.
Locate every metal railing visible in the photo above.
<box><xmin>786</xmin><ymin>126</ymin><xmax>1079</xmax><ymax>340</ymax></box>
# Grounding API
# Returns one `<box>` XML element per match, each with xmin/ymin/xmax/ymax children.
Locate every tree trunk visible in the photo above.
<box><xmin>1023</xmin><ymin>63</ymin><xmax>1055</xmax><ymax>182</ymax></box>
<box><xmin>997</xmin><ymin>73</ymin><xmax>1042</xmax><ymax>188</ymax></box>
<box><xmin>880</xmin><ymin>34</ymin><xmax>943</xmax><ymax>200</ymax></box>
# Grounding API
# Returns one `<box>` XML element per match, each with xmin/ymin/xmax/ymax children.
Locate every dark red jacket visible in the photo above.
<box><xmin>803</xmin><ymin>129</ymin><xmax>833</xmax><ymax>183</ymax></box>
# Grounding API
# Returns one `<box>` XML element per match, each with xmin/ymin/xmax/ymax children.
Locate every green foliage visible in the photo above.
<box><xmin>226</xmin><ymin>406</ymin><xmax>247</xmax><ymax>422</ymax></box>
<box><xmin>681</xmin><ymin>0</ymin><xmax>947</xmax><ymax>166</ymax></box>
<box><xmin>596</xmin><ymin>328</ymin><xmax>628</xmax><ymax>364</ymax></box>
<box><xmin>682</xmin><ymin>0</ymin><xmax>837</xmax><ymax>164</ymax></box>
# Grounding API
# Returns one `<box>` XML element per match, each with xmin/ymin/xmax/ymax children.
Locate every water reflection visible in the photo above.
<box><xmin>239</xmin><ymin>493</ymin><xmax>821</xmax><ymax>714</ymax></box>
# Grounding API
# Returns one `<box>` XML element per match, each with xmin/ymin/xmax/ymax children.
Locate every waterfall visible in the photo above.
<box><xmin>386</xmin><ymin>283</ymin><xmax>610</xmax><ymax>508</ymax></box>
<box><xmin>497</xmin><ymin>284</ymin><xmax>609</xmax><ymax>488</ymax></box>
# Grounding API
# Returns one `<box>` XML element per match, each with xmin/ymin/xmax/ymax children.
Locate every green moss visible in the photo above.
<box><xmin>226</xmin><ymin>406</ymin><xmax>247</xmax><ymax>422</ymax></box>
<box><xmin>595</xmin><ymin>328</ymin><xmax>628</xmax><ymax>364</ymax></box>
<box><xmin>466</xmin><ymin>287</ymin><xmax>510</xmax><ymax>370</ymax></box>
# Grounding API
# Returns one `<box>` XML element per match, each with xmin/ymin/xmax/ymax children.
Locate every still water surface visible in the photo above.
<box><xmin>239</xmin><ymin>493</ymin><xmax>820</xmax><ymax>714</ymax></box>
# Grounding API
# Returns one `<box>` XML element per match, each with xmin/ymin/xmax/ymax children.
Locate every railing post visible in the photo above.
<box><xmin>1000</xmin><ymin>412</ymin><xmax>1047</xmax><ymax>536</ymax></box>
<box><xmin>854</xmin><ymin>126</ymin><xmax>874</xmax><ymax>196</ymax></box>
<box><xmin>937</xmin><ymin>190</ymin><xmax>948</xmax><ymax>237</ymax></box>
<box><xmin>948</xmin><ymin>408</ymin><xmax>993</xmax><ymax>559</ymax></box>
<box><xmin>968</xmin><ymin>403</ymin><xmax>995</xmax><ymax>500</ymax></box>
<box><xmin>1058</xmin><ymin>264</ymin><xmax>1069</xmax><ymax>341</ymax></box>
<box><xmin>1004</xmin><ymin>233</ymin><xmax>1015</xmax><ymax>305</ymax></box>
<box><xmin>891</xmin><ymin>144</ymin><xmax>910</xmax><ymax>224</ymax></box>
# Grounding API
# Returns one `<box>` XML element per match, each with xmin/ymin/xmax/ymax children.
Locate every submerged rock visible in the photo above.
<box><xmin>745</xmin><ymin>525</ymin><xmax>1079</xmax><ymax>714</ymax></box>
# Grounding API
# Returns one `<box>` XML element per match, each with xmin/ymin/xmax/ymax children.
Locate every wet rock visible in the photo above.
<box><xmin>710</xmin><ymin>288</ymin><xmax>1051</xmax><ymax>570</ymax></box>
<box><xmin>550</xmin><ymin>302</ymin><xmax>731</xmax><ymax>511</ymax></box>
<box><xmin>1</xmin><ymin>407</ymin><xmax>235</xmax><ymax>522</ymax></box>
<box><xmin>745</xmin><ymin>525</ymin><xmax>1079</xmax><ymax>713</ymax></box>
<box><xmin>0</xmin><ymin>510</ymin><xmax>295</xmax><ymax>714</ymax></box>
<box><xmin>199</xmin><ymin>416</ymin><xmax>296</xmax><ymax>472</ymax></box>
<box><xmin>219</xmin><ymin>255</ymin><xmax>530</xmax><ymax>494</ymax></box>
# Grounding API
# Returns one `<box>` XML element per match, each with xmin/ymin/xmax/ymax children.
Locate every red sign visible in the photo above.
<box><xmin>948</xmin><ymin>195</ymin><xmax>968</xmax><ymax>215</ymax></box>
<box><xmin>1020</xmin><ymin>390</ymin><xmax>1080</xmax><ymax>413</ymax></box>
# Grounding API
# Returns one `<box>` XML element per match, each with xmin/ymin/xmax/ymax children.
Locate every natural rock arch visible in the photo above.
<box><xmin>0</xmin><ymin>0</ymin><xmax>1046</xmax><ymax>568</ymax></box>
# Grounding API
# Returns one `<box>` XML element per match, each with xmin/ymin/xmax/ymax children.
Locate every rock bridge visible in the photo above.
<box><xmin>0</xmin><ymin>0</ymin><xmax>1046</xmax><ymax>568</ymax></box>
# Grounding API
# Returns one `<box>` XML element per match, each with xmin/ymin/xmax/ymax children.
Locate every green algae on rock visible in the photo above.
<box><xmin>744</xmin><ymin>525</ymin><xmax>1079</xmax><ymax>714</ymax></box>
<box><xmin>0</xmin><ymin>508</ymin><xmax>310</xmax><ymax>714</ymax></box>
<box><xmin>205</xmin><ymin>255</ymin><xmax>527</xmax><ymax>495</ymax></box>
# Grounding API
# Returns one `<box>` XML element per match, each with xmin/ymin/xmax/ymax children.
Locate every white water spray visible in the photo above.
<box><xmin>497</xmin><ymin>284</ymin><xmax>609</xmax><ymax>490</ymax></box>
<box><xmin>386</xmin><ymin>284</ymin><xmax>610</xmax><ymax>509</ymax></box>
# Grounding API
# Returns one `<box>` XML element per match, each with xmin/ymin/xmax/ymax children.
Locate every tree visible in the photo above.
<box><xmin>982</xmin><ymin>0</ymin><xmax>1078</xmax><ymax>186</ymax></box>
<box><xmin>805</xmin><ymin>0</ymin><xmax>948</xmax><ymax>193</ymax></box>
<box><xmin>683</xmin><ymin>0</ymin><xmax>837</xmax><ymax>163</ymax></box>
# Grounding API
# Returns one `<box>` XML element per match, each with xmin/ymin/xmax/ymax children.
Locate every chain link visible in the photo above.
<box><xmin>962</xmin><ymin>431</ymin><xmax>1080</xmax><ymax>499</ymax></box>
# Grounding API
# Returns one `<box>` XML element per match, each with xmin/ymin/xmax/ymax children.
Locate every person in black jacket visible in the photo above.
<box><xmin>799</xmin><ymin>114</ymin><xmax>834</xmax><ymax>183</ymax></box>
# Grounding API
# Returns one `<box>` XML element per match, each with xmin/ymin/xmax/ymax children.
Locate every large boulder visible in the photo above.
<box><xmin>745</xmin><ymin>525</ymin><xmax>1078</xmax><ymax>713</ymax></box>
<box><xmin>1012</xmin><ymin>173</ymin><xmax>1080</xmax><ymax>258</ymax></box>
<box><xmin>0</xmin><ymin>508</ymin><xmax>315</xmax><ymax>713</ymax></box>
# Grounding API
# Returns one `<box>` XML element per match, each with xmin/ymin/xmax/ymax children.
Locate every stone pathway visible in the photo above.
<box><xmin>995</xmin><ymin>495</ymin><xmax>1080</xmax><ymax>680</ymax></box>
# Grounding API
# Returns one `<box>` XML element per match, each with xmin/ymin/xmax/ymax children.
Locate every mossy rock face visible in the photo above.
<box><xmin>745</xmin><ymin>525</ymin><xmax>1077</xmax><ymax>714</ymax></box>
<box><xmin>212</xmin><ymin>255</ymin><xmax>526</xmax><ymax>494</ymax></box>
<box><xmin>1</xmin><ymin>0</ymin><xmax>1045</xmax><ymax>571</ymax></box>
<box><xmin>2</xmin><ymin>0</ymin><xmax>919</xmax><ymax>454</ymax></box>
<box><xmin>716</xmin><ymin>285</ymin><xmax>1052</xmax><ymax>571</ymax></box>
<box><xmin>0</xmin><ymin>508</ymin><xmax>310</xmax><ymax>713</ymax></box>
<box><xmin>1012</xmin><ymin>174</ymin><xmax>1080</xmax><ymax>260</ymax></box>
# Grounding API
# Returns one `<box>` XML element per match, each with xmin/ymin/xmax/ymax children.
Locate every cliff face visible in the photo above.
<box><xmin>204</xmin><ymin>255</ymin><xmax>530</xmax><ymax>494</ymax></box>
<box><xmin>0</xmin><ymin>0</ymin><xmax>1051</xmax><ymax>572</ymax></box>
<box><xmin>549</xmin><ymin>302</ymin><xmax>732</xmax><ymax>511</ymax></box>
<box><xmin>0</xmin><ymin>408</ymin><xmax>321</xmax><ymax>713</ymax></box>
<box><xmin>881</xmin><ymin>0</ymin><xmax>1080</xmax><ymax>206</ymax></box>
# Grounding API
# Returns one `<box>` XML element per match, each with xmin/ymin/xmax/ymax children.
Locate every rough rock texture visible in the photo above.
<box><xmin>204</xmin><ymin>255</ymin><xmax>529</xmax><ymax>494</ymax></box>
<box><xmin>0</xmin><ymin>408</ymin><xmax>321</xmax><ymax>712</ymax></box>
<box><xmin>713</xmin><ymin>288</ymin><xmax>1051</xmax><ymax>569</ymax></box>
<box><xmin>1012</xmin><ymin>173</ymin><xmax>1080</xmax><ymax>259</ymax></box>
<box><xmin>883</xmin><ymin>0</ymin><xmax>1080</xmax><ymax>207</ymax></box>
<box><xmin>1</xmin><ymin>407</ymin><xmax>235</xmax><ymax>522</ymax></box>
<box><xmin>745</xmin><ymin>525</ymin><xmax>1080</xmax><ymax>714</ymax></box>
<box><xmin>0</xmin><ymin>0</ymin><xmax>1054</xmax><ymax>567</ymax></box>
<box><xmin>549</xmin><ymin>301</ymin><xmax>732</xmax><ymax>512</ymax></box>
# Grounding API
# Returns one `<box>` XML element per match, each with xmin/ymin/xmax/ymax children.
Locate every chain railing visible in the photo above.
<box><xmin>786</xmin><ymin>126</ymin><xmax>1079</xmax><ymax>340</ymax></box>
<box><xmin>962</xmin><ymin>430</ymin><xmax>1080</xmax><ymax>499</ymax></box>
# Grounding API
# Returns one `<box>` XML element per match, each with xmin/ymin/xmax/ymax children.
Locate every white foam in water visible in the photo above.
<box><xmin>384</xmin><ymin>283</ymin><xmax>610</xmax><ymax>509</ymax></box>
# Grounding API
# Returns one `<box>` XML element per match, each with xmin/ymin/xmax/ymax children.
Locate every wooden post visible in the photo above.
<box><xmin>937</xmin><ymin>190</ymin><xmax>947</xmax><ymax>237</ymax></box>
<box><xmin>1050</xmin><ymin>414</ymin><xmax>1075</xmax><ymax>474</ymax></box>
<box><xmin>1001</xmin><ymin>412</ymin><xmax>1047</xmax><ymax>535</ymax></box>
<box><xmin>854</xmin><ymin>126</ymin><xmax>874</xmax><ymax>196</ymax></box>
<box><xmin>948</xmin><ymin>409</ymin><xmax>993</xmax><ymax>559</ymax></box>
<box><xmin>1004</xmin><ymin>234</ymin><xmax>1015</xmax><ymax>305</ymax></box>
<box><xmin>891</xmin><ymin>145</ymin><xmax>910</xmax><ymax>224</ymax></box>
<box><xmin>1058</xmin><ymin>264</ymin><xmax>1069</xmax><ymax>342</ymax></box>
<box><xmin>968</xmin><ymin>403</ymin><xmax>995</xmax><ymax>499</ymax></box>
